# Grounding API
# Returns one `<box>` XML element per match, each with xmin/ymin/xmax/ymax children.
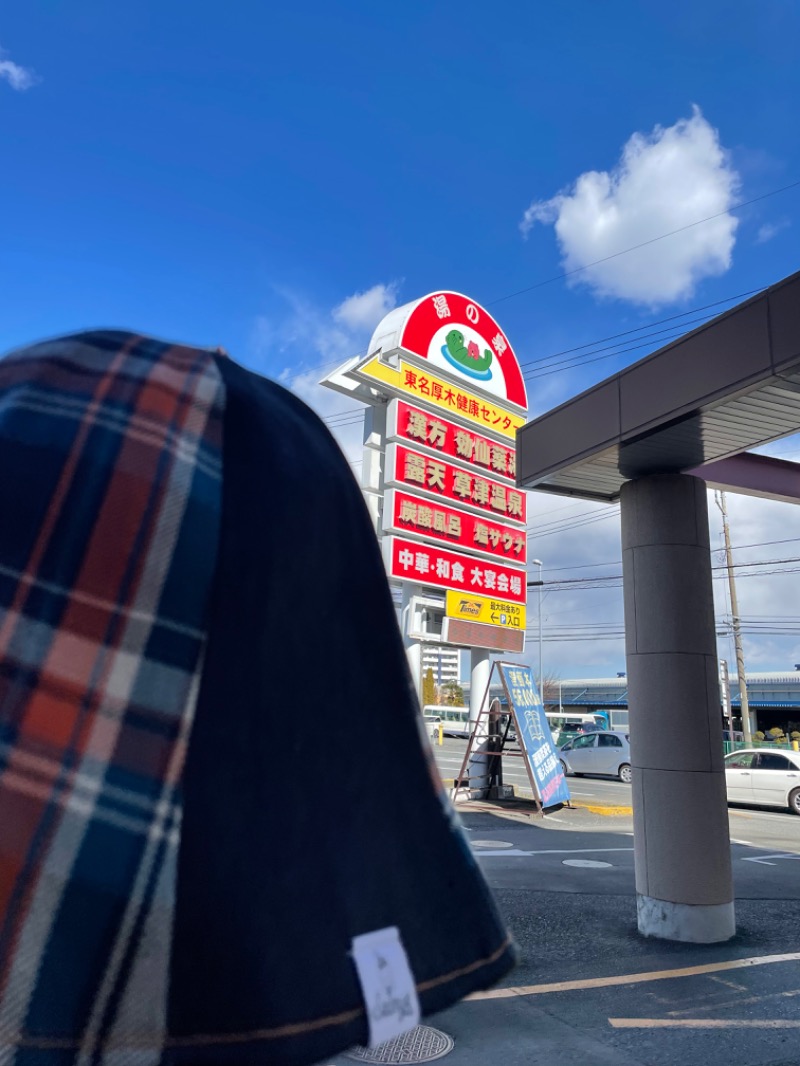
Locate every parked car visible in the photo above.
<box><xmin>724</xmin><ymin>748</ymin><xmax>800</xmax><ymax>814</ymax></box>
<box><xmin>722</xmin><ymin>729</ymin><xmax>744</xmax><ymax>742</ymax></box>
<box><xmin>559</xmin><ymin>730</ymin><xmax>632</xmax><ymax>784</ymax></box>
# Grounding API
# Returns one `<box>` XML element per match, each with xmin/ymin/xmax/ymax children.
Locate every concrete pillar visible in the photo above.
<box><xmin>621</xmin><ymin>473</ymin><xmax>735</xmax><ymax>944</ymax></box>
<box><xmin>469</xmin><ymin>650</ymin><xmax>491</xmax><ymax>726</ymax></box>
<box><xmin>400</xmin><ymin>583</ymin><xmax>422</xmax><ymax>705</ymax></box>
<box><xmin>467</xmin><ymin>650</ymin><xmax>491</xmax><ymax>798</ymax></box>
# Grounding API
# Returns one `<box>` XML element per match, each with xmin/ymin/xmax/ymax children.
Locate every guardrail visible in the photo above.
<box><xmin>723</xmin><ymin>739</ymin><xmax>800</xmax><ymax>754</ymax></box>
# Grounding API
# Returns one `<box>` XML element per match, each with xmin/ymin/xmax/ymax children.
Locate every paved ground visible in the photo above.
<box><xmin>433</xmin><ymin>735</ymin><xmax>635</xmax><ymax>808</ymax></box>
<box><xmin>325</xmin><ymin>799</ymin><xmax>800</xmax><ymax>1066</ymax></box>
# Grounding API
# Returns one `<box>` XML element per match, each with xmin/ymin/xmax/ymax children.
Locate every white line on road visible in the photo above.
<box><xmin>468</xmin><ymin>951</ymin><xmax>800</xmax><ymax>1001</ymax></box>
<box><xmin>609</xmin><ymin>1018</ymin><xmax>800</xmax><ymax>1029</ymax></box>
<box><xmin>741</xmin><ymin>852</ymin><xmax>800</xmax><ymax>866</ymax></box>
<box><xmin>474</xmin><ymin>846</ymin><xmax>634</xmax><ymax>858</ymax></box>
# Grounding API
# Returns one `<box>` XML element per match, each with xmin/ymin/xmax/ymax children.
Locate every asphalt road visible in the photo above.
<box><xmin>433</xmin><ymin>734</ymin><xmax>634</xmax><ymax>804</ymax></box>
<box><xmin>324</xmin><ymin>738</ymin><xmax>800</xmax><ymax>1066</ymax></box>
<box><xmin>432</xmin><ymin>736</ymin><xmax>800</xmax><ymax>856</ymax></box>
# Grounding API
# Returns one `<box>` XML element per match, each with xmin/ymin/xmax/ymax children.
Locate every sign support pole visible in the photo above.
<box><xmin>467</xmin><ymin>648</ymin><xmax>491</xmax><ymax>798</ymax></box>
<box><xmin>400</xmin><ymin>582</ymin><xmax>422</xmax><ymax>705</ymax></box>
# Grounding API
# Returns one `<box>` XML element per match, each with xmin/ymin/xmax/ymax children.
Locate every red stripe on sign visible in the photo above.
<box><xmin>386</xmin><ymin>444</ymin><xmax>526</xmax><ymax>525</ymax></box>
<box><xmin>388</xmin><ymin>399</ymin><xmax>516</xmax><ymax>482</ymax></box>
<box><xmin>384</xmin><ymin>490</ymin><xmax>527</xmax><ymax>564</ymax></box>
<box><xmin>384</xmin><ymin>536</ymin><xmax>527</xmax><ymax>604</ymax></box>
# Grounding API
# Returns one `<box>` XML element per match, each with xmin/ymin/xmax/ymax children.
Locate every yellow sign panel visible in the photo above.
<box><xmin>353</xmin><ymin>356</ymin><xmax>524</xmax><ymax>442</ymax></box>
<box><xmin>445</xmin><ymin>590</ymin><xmax>526</xmax><ymax>630</ymax></box>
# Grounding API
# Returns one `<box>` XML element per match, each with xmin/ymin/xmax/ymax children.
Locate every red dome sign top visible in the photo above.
<box><xmin>367</xmin><ymin>292</ymin><xmax>528</xmax><ymax>413</ymax></box>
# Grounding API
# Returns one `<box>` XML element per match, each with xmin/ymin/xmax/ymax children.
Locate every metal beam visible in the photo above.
<box><xmin>687</xmin><ymin>451</ymin><xmax>800</xmax><ymax>505</ymax></box>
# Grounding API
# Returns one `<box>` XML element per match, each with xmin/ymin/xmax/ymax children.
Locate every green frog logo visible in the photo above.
<box><xmin>441</xmin><ymin>329</ymin><xmax>493</xmax><ymax>382</ymax></box>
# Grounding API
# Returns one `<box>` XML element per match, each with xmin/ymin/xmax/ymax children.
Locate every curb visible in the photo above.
<box><xmin>568</xmin><ymin>801</ymin><xmax>633</xmax><ymax>817</ymax></box>
<box><xmin>442</xmin><ymin>780</ymin><xmax>633</xmax><ymax>817</ymax></box>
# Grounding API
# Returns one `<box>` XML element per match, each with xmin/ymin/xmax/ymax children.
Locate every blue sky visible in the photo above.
<box><xmin>2</xmin><ymin>1</ymin><xmax>800</xmax><ymax>680</ymax></box>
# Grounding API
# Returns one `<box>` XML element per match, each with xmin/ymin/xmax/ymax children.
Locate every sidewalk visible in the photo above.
<box><xmin>327</xmin><ymin>800</ymin><xmax>800</xmax><ymax>1066</ymax></box>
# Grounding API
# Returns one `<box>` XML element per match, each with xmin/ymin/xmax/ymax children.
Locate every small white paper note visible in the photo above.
<box><xmin>351</xmin><ymin>926</ymin><xmax>421</xmax><ymax>1047</ymax></box>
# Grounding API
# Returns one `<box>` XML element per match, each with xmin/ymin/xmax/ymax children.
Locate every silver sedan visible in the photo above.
<box><xmin>559</xmin><ymin>730</ymin><xmax>633</xmax><ymax>784</ymax></box>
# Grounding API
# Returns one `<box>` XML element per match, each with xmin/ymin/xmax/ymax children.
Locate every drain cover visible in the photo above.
<box><xmin>562</xmin><ymin>858</ymin><xmax>613</xmax><ymax>868</ymax></box>
<box><xmin>347</xmin><ymin>1025</ymin><xmax>454</xmax><ymax>1063</ymax></box>
<box><xmin>470</xmin><ymin>839</ymin><xmax>514</xmax><ymax>849</ymax></box>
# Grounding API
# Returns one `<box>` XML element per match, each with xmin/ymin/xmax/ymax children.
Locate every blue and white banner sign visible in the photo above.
<box><xmin>498</xmin><ymin>664</ymin><xmax>571</xmax><ymax>808</ymax></box>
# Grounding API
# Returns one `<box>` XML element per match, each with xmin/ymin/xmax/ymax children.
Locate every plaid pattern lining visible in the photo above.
<box><xmin>0</xmin><ymin>332</ymin><xmax>224</xmax><ymax>1065</ymax></box>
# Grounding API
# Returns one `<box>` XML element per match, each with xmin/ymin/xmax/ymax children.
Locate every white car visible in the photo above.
<box><xmin>724</xmin><ymin>748</ymin><xmax>800</xmax><ymax>815</ymax></box>
<box><xmin>559</xmin><ymin>730</ymin><xmax>632</xmax><ymax>784</ymax></box>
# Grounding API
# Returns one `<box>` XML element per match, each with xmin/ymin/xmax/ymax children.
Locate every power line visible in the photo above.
<box><xmin>516</xmin><ymin>289</ymin><xmax>764</xmax><ymax>369</ymax></box>
<box><xmin>531</xmin><ymin>535</ymin><xmax>800</xmax><ymax>576</ymax></box>
<box><xmin>527</xmin><ymin>503</ymin><xmax>616</xmax><ymax>535</ymax></box>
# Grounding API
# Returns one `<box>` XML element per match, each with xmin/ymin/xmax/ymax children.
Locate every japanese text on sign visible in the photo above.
<box><xmin>498</xmin><ymin>664</ymin><xmax>571</xmax><ymax>808</ymax></box>
<box><xmin>385</xmin><ymin>490</ymin><xmax>526</xmax><ymax>563</ymax></box>
<box><xmin>401</xmin><ymin>367</ymin><xmax>513</xmax><ymax>430</ymax></box>
<box><xmin>388</xmin><ymin>400</ymin><xmax>516</xmax><ymax>480</ymax></box>
<box><xmin>444</xmin><ymin>590</ymin><xmax>526</xmax><ymax>630</ymax></box>
<box><xmin>384</xmin><ymin>537</ymin><xmax>527</xmax><ymax>603</ymax></box>
<box><xmin>386</xmin><ymin>444</ymin><xmax>526</xmax><ymax>524</ymax></box>
<box><xmin>353</xmin><ymin>356</ymin><xmax>524</xmax><ymax>441</ymax></box>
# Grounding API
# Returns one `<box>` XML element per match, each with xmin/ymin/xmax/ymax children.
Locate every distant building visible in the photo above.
<box><xmin>554</xmin><ymin>670</ymin><xmax>800</xmax><ymax>734</ymax></box>
<box><xmin>421</xmin><ymin>644</ymin><xmax>460</xmax><ymax>688</ymax></box>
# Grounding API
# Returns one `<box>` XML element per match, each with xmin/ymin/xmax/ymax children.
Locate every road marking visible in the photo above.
<box><xmin>467</xmin><ymin>951</ymin><xmax>800</xmax><ymax>1001</ymax></box>
<box><xmin>475</xmin><ymin>846</ymin><xmax>633</xmax><ymax>859</ymax></box>
<box><xmin>609</xmin><ymin>1018</ymin><xmax>800</xmax><ymax>1029</ymax></box>
<box><xmin>476</xmin><ymin>849</ymin><xmax>533</xmax><ymax>856</ymax></box>
<box><xmin>730</xmin><ymin>839</ymin><xmax>753</xmax><ymax>845</ymax></box>
<box><xmin>668</xmin><ymin>986</ymin><xmax>800</xmax><ymax>1016</ymax></box>
<box><xmin>742</xmin><ymin>852</ymin><xmax>800</xmax><ymax>866</ymax></box>
<box><xmin>499</xmin><ymin>847</ymin><xmax>632</xmax><ymax>854</ymax></box>
<box><xmin>562</xmin><ymin>859</ymin><xmax>613</xmax><ymax>868</ymax></box>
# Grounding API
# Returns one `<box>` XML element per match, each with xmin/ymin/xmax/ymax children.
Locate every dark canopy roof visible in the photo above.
<box><xmin>517</xmin><ymin>271</ymin><xmax>800</xmax><ymax>503</ymax></box>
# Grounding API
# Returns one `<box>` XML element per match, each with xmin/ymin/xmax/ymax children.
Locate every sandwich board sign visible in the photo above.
<box><xmin>497</xmin><ymin>663</ymin><xmax>571</xmax><ymax>808</ymax></box>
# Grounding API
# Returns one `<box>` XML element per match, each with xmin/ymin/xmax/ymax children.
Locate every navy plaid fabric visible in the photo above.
<box><xmin>0</xmin><ymin>332</ymin><xmax>224</xmax><ymax>1064</ymax></box>
<box><xmin>1</xmin><ymin>332</ymin><xmax>515</xmax><ymax>1066</ymax></box>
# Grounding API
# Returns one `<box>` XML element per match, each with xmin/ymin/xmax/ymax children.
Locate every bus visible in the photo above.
<box><xmin>423</xmin><ymin>706</ymin><xmax>470</xmax><ymax>738</ymax></box>
<box><xmin>545</xmin><ymin>712</ymin><xmax>608</xmax><ymax>746</ymax></box>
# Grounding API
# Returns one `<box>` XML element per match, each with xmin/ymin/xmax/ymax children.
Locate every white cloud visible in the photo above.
<box><xmin>0</xmin><ymin>46</ymin><xmax>37</xmax><ymax>90</ymax></box>
<box><xmin>249</xmin><ymin>280</ymin><xmax>401</xmax><ymax>466</ymax></box>
<box><xmin>332</xmin><ymin>282</ymin><xmax>399</xmax><ymax>332</ymax></box>
<box><xmin>520</xmin><ymin>107</ymin><xmax>739</xmax><ymax>307</ymax></box>
<box><xmin>756</xmin><ymin>220</ymin><xmax>789</xmax><ymax>244</ymax></box>
<box><xmin>283</xmin><ymin>364</ymin><xmax>366</xmax><ymax>467</ymax></box>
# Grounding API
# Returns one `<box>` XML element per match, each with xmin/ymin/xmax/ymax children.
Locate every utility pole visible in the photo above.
<box><xmin>528</xmin><ymin>560</ymin><xmax>544</xmax><ymax>696</ymax></box>
<box><xmin>719</xmin><ymin>658</ymin><xmax>732</xmax><ymax>733</ymax></box>
<box><xmin>715</xmin><ymin>492</ymin><xmax>752</xmax><ymax>745</ymax></box>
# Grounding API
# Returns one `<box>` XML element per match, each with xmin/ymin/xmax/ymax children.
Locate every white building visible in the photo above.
<box><xmin>421</xmin><ymin>644</ymin><xmax>460</xmax><ymax>687</ymax></box>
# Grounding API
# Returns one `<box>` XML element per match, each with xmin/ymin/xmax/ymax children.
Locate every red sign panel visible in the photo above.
<box><xmin>385</xmin><ymin>443</ymin><xmax>526</xmax><ymax>526</ymax></box>
<box><xmin>398</xmin><ymin>292</ymin><xmax>527</xmax><ymax>410</ymax></box>
<box><xmin>384</xmin><ymin>536</ymin><xmax>527</xmax><ymax>604</ymax></box>
<box><xmin>383</xmin><ymin>489</ymin><xmax>526</xmax><ymax>564</ymax></box>
<box><xmin>387</xmin><ymin>399</ymin><xmax>516</xmax><ymax>482</ymax></box>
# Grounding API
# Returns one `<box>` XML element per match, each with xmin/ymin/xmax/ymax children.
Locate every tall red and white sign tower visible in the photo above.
<box><xmin>322</xmin><ymin>291</ymin><xmax>528</xmax><ymax>707</ymax></box>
